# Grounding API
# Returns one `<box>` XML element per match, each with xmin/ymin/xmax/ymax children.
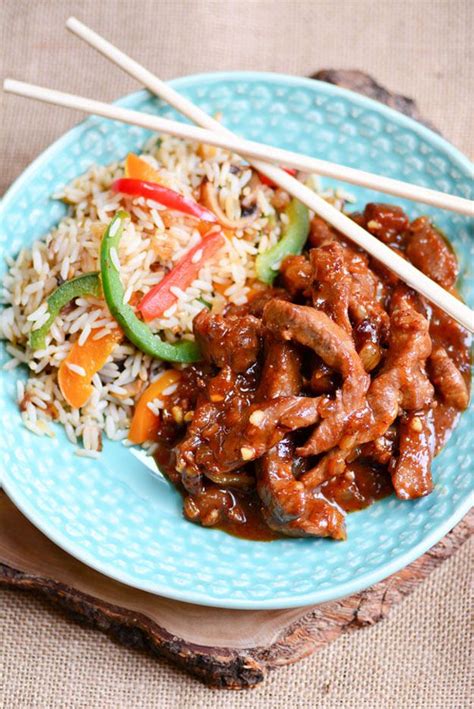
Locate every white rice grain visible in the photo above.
<box><xmin>162</xmin><ymin>383</ymin><xmax>179</xmax><ymax>396</ymax></box>
<box><xmin>66</xmin><ymin>362</ymin><xmax>87</xmax><ymax>376</ymax></box>
<box><xmin>1</xmin><ymin>134</ymin><xmax>343</xmax><ymax>457</ymax></box>
<box><xmin>27</xmin><ymin>302</ymin><xmax>49</xmax><ymax>322</ymax></box>
<box><xmin>60</xmin><ymin>256</ymin><xmax>70</xmax><ymax>282</ymax></box>
<box><xmin>109</xmin><ymin>247</ymin><xmax>121</xmax><ymax>271</ymax></box>
<box><xmin>78</xmin><ymin>322</ymin><xmax>92</xmax><ymax>346</ymax></box>
<box><xmin>75</xmin><ymin>448</ymin><xmax>100</xmax><ymax>459</ymax></box>
<box><xmin>63</xmin><ymin>422</ymin><xmax>77</xmax><ymax>444</ymax></box>
<box><xmin>6</xmin><ymin>343</ymin><xmax>28</xmax><ymax>363</ymax></box>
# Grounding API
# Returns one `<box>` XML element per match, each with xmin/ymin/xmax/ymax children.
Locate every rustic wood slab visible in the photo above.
<box><xmin>1</xmin><ymin>493</ymin><xmax>472</xmax><ymax>688</ymax></box>
<box><xmin>1</xmin><ymin>72</ymin><xmax>471</xmax><ymax>689</ymax></box>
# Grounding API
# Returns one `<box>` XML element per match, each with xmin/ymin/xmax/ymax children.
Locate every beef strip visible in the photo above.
<box><xmin>343</xmin><ymin>247</ymin><xmax>390</xmax><ymax>368</ymax></box>
<box><xmin>183</xmin><ymin>487</ymin><xmax>247</xmax><ymax>527</ymax></box>
<box><xmin>256</xmin><ymin>338</ymin><xmax>345</xmax><ymax>539</ymax></box>
<box><xmin>177</xmin><ymin>364</ymin><xmax>255</xmax><ymax>494</ymax></box>
<box><xmin>286</xmin><ymin>228</ymin><xmax>389</xmax><ymax>372</ymax></box>
<box><xmin>309</xmin><ymin>359</ymin><xmax>338</xmax><ymax>394</ymax></box>
<box><xmin>384</xmin><ymin>290</ymin><xmax>434</xmax><ymax>410</ymax></box>
<box><xmin>428</xmin><ymin>345</ymin><xmax>469</xmax><ymax>410</ymax></box>
<box><xmin>342</xmin><ymin>314</ymin><xmax>428</xmax><ymax>447</ymax></box>
<box><xmin>406</xmin><ymin>217</ymin><xmax>458</xmax><ymax>289</ymax></box>
<box><xmin>258</xmin><ymin>440</ymin><xmax>305</xmax><ymax>530</ymax></box>
<box><xmin>308</xmin><ymin>215</ymin><xmax>338</xmax><ymax>248</ymax></box>
<box><xmin>300</xmin><ymin>448</ymin><xmax>351</xmax><ymax>489</ymax></box>
<box><xmin>178</xmin><ymin>396</ymin><xmax>220</xmax><ymax>494</ymax></box>
<box><xmin>177</xmin><ymin>378</ymin><xmax>321</xmax><ymax>485</ymax></box>
<box><xmin>264</xmin><ymin>489</ymin><xmax>346</xmax><ymax>538</ymax></box>
<box><xmin>256</xmin><ymin>336</ymin><xmax>302</xmax><ymax>398</ymax></box>
<box><xmin>361</xmin><ymin>203</ymin><xmax>410</xmax><ymax>248</ymax></box>
<box><xmin>301</xmin><ymin>294</ymin><xmax>434</xmax><ymax>490</ymax></box>
<box><xmin>354</xmin><ymin>293</ymin><xmax>434</xmax><ymax>439</ymax></box>
<box><xmin>358</xmin><ymin>429</ymin><xmax>396</xmax><ymax>466</ymax></box>
<box><xmin>262</xmin><ymin>301</ymin><xmax>367</xmax><ymax>389</ymax></box>
<box><xmin>310</xmin><ymin>242</ymin><xmax>352</xmax><ymax>333</ymax></box>
<box><xmin>390</xmin><ymin>410</ymin><xmax>435</xmax><ymax>499</ymax></box>
<box><xmin>309</xmin><ymin>239</ymin><xmax>388</xmax><ymax>371</ymax></box>
<box><xmin>247</xmin><ymin>287</ymin><xmax>291</xmax><ymax>317</ymax></box>
<box><xmin>193</xmin><ymin>308</ymin><xmax>262</xmax><ymax>372</ymax></box>
<box><xmin>262</xmin><ymin>299</ymin><xmax>370</xmax><ymax>457</ymax></box>
<box><xmin>280</xmin><ymin>254</ymin><xmax>312</xmax><ymax>297</ymax></box>
<box><xmin>216</xmin><ymin>395</ymin><xmax>321</xmax><ymax>470</ymax></box>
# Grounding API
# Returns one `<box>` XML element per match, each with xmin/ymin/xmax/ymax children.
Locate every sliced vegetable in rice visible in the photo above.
<box><xmin>128</xmin><ymin>369</ymin><xmax>182</xmax><ymax>444</ymax></box>
<box><xmin>58</xmin><ymin>328</ymin><xmax>123</xmax><ymax>408</ymax></box>
<box><xmin>111</xmin><ymin>178</ymin><xmax>218</xmax><ymax>223</ymax></box>
<box><xmin>255</xmin><ymin>198</ymin><xmax>310</xmax><ymax>284</ymax></box>
<box><xmin>257</xmin><ymin>166</ymin><xmax>297</xmax><ymax>188</ymax></box>
<box><xmin>138</xmin><ymin>228</ymin><xmax>225</xmax><ymax>321</ymax></box>
<box><xmin>200</xmin><ymin>180</ymin><xmax>259</xmax><ymax>229</ymax></box>
<box><xmin>28</xmin><ymin>272</ymin><xmax>102</xmax><ymax>351</ymax></box>
<box><xmin>100</xmin><ymin>212</ymin><xmax>201</xmax><ymax>363</ymax></box>
<box><xmin>124</xmin><ymin>153</ymin><xmax>163</xmax><ymax>183</ymax></box>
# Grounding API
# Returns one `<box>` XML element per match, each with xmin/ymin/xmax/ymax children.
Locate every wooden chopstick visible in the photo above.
<box><xmin>65</xmin><ymin>17</ymin><xmax>473</xmax><ymax>218</ymax></box>
<box><xmin>63</xmin><ymin>17</ymin><xmax>474</xmax><ymax>332</ymax></box>
<box><xmin>4</xmin><ymin>77</ymin><xmax>473</xmax><ymax>219</ymax></box>
<box><xmin>3</xmin><ymin>23</ymin><xmax>472</xmax><ymax>332</ymax></box>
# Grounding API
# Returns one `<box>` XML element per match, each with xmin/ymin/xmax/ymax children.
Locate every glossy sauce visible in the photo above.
<box><xmin>153</xmin><ymin>307</ymin><xmax>470</xmax><ymax>542</ymax></box>
<box><xmin>429</xmin><ymin>306</ymin><xmax>471</xmax><ymax>452</ymax></box>
<box><xmin>153</xmin><ymin>213</ymin><xmax>471</xmax><ymax>542</ymax></box>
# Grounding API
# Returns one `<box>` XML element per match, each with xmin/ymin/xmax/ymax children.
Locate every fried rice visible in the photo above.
<box><xmin>0</xmin><ymin>134</ymin><xmax>349</xmax><ymax>457</ymax></box>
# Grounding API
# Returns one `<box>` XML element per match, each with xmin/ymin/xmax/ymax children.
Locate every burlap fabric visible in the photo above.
<box><xmin>1</xmin><ymin>1</ymin><xmax>472</xmax><ymax>706</ymax></box>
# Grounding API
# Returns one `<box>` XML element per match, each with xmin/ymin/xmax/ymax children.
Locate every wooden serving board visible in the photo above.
<box><xmin>1</xmin><ymin>72</ymin><xmax>471</xmax><ymax>689</ymax></box>
<box><xmin>1</xmin><ymin>493</ymin><xmax>472</xmax><ymax>688</ymax></box>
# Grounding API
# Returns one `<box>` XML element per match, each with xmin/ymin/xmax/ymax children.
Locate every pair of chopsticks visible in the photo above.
<box><xmin>3</xmin><ymin>17</ymin><xmax>474</xmax><ymax>332</ymax></box>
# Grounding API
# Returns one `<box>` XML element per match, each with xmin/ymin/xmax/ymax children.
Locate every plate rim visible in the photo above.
<box><xmin>2</xmin><ymin>71</ymin><xmax>473</xmax><ymax>209</ymax></box>
<box><xmin>1</xmin><ymin>70</ymin><xmax>473</xmax><ymax>609</ymax></box>
<box><xmin>3</xmin><ymin>471</ymin><xmax>473</xmax><ymax>609</ymax></box>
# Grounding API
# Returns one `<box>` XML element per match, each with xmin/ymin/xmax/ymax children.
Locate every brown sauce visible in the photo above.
<box><xmin>154</xmin><ymin>440</ymin><xmax>277</xmax><ymax>540</ymax></box>
<box><xmin>152</xmin><ymin>204</ymin><xmax>471</xmax><ymax>542</ymax></box>
<box><xmin>155</xmin><ymin>444</ymin><xmax>393</xmax><ymax>540</ymax></box>
<box><xmin>320</xmin><ymin>461</ymin><xmax>393</xmax><ymax>514</ymax></box>
<box><xmin>429</xmin><ymin>307</ymin><xmax>471</xmax><ymax>452</ymax></box>
<box><xmin>213</xmin><ymin>489</ymin><xmax>279</xmax><ymax>541</ymax></box>
<box><xmin>153</xmin><ymin>307</ymin><xmax>470</xmax><ymax>542</ymax></box>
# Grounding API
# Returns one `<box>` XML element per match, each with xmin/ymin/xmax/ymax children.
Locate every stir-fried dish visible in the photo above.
<box><xmin>1</xmin><ymin>141</ymin><xmax>470</xmax><ymax>542</ymax></box>
<box><xmin>150</xmin><ymin>205</ymin><xmax>471</xmax><ymax>540</ymax></box>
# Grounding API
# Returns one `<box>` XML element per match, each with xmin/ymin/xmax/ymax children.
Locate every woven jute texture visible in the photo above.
<box><xmin>0</xmin><ymin>540</ymin><xmax>472</xmax><ymax>707</ymax></box>
<box><xmin>1</xmin><ymin>1</ymin><xmax>473</xmax><ymax>706</ymax></box>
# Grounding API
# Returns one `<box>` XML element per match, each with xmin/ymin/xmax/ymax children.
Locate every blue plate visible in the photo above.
<box><xmin>0</xmin><ymin>72</ymin><xmax>472</xmax><ymax>609</ymax></box>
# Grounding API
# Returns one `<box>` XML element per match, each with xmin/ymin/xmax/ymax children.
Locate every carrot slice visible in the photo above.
<box><xmin>58</xmin><ymin>329</ymin><xmax>123</xmax><ymax>409</ymax></box>
<box><xmin>128</xmin><ymin>370</ymin><xmax>182</xmax><ymax>444</ymax></box>
<box><xmin>125</xmin><ymin>153</ymin><xmax>162</xmax><ymax>184</ymax></box>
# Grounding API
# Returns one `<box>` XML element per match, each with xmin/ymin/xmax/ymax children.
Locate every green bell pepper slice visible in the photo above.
<box><xmin>100</xmin><ymin>212</ymin><xmax>201</xmax><ymax>363</ymax></box>
<box><xmin>29</xmin><ymin>272</ymin><xmax>101</xmax><ymax>351</ymax></box>
<box><xmin>256</xmin><ymin>199</ymin><xmax>310</xmax><ymax>284</ymax></box>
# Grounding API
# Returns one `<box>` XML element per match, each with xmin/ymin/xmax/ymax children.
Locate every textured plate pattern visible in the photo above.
<box><xmin>0</xmin><ymin>73</ymin><xmax>473</xmax><ymax>609</ymax></box>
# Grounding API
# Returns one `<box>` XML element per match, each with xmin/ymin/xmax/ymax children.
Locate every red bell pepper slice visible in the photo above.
<box><xmin>112</xmin><ymin>178</ymin><xmax>217</xmax><ymax>223</ymax></box>
<box><xmin>138</xmin><ymin>230</ymin><xmax>225</xmax><ymax>321</ymax></box>
<box><xmin>258</xmin><ymin>167</ymin><xmax>297</xmax><ymax>188</ymax></box>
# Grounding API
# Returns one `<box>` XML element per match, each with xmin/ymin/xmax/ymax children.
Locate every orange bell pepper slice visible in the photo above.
<box><xmin>128</xmin><ymin>369</ymin><xmax>182</xmax><ymax>444</ymax></box>
<box><xmin>58</xmin><ymin>329</ymin><xmax>123</xmax><ymax>409</ymax></box>
<box><xmin>125</xmin><ymin>153</ymin><xmax>162</xmax><ymax>184</ymax></box>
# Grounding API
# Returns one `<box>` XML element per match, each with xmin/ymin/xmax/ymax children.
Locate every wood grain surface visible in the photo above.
<box><xmin>1</xmin><ymin>493</ymin><xmax>472</xmax><ymax>688</ymax></box>
<box><xmin>1</xmin><ymin>71</ymin><xmax>472</xmax><ymax>689</ymax></box>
